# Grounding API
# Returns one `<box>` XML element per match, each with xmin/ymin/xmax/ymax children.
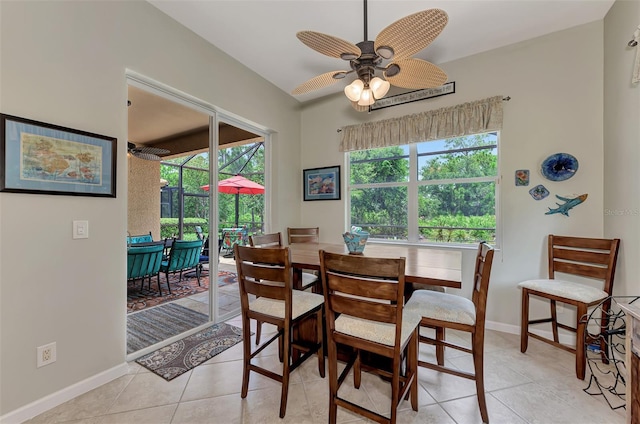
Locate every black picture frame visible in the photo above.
<box><xmin>303</xmin><ymin>165</ymin><xmax>340</xmax><ymax>201</ymax></box>
<box><xmin>0</xmin><ymin>114</ymin><xmax>117</xmax><ymax>197</ymax></box>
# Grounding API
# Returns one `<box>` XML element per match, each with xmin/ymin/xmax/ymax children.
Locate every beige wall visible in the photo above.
<box><xmin>603</xmin><ymin>0</ymin><xmax>640</xmax><ymax>299</ymax></box>
<box><xmin>0</xmin><ymin>0</ymin><xmax>301</xmax><ymax>417</ymax></box>
<box><xmin>1</xmin><ymin>0</ymin><xmax>637</xmax><ymax>420</ymax></box>
<box><xmin>300</xmin><ymin>21</ymin><xmax>608</xmax><ymax>331</ymax></box>
<box><xmin>127</xmin><ymin>157</ymin><xmax>161</xmax><ymax>239</ymax></box>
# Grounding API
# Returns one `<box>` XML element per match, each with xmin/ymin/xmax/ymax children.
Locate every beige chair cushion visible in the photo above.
<box><xmin>518</xmin><ymin>279</ymin><xmax>607</xmax><ymax>303</ymax></box>
<box><xmin>334</xmin><ymin>310</ymin><xmax>421</xmax><ymax>347</ymax></box>
<box><xmin>405</xmin><ymin>290</ymin><xmax>476</xmax><ymax>326</ymax></box>
<box><xmin>249</xmin><ymin>290</ymin><xmax>323</xmax><ymax>319</ymax></box>
<box><xmin>301</xmin><ymin>271</ymin><xmax>319</xmax><ymax>289</ymax></box>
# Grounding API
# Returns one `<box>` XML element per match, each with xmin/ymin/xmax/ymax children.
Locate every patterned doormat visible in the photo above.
<box><xmin>135</xmin><ymin>322</ymin><xmax>243</xmax><ymax>381</ymax></box>
<box><xmin>127</xmin><ymin>270</ymin><xmax>237</xmax><ymax>313</ymax></box>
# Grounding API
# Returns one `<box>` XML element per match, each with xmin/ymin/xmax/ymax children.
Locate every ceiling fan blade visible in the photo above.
<box><xmin>297</xmin><ymin>31</ymin><xmax>361</xmax><ymax>59</ymax></box>
<box><xmin>375</xmin><ymin>9</ymin><xmax>448</xmax><ymax>61</ymax></box>
<box><xmin>135</xmin><ymin>146</ymin><xmax>170</xmax><ymax>156</ymax></box>
<box><xmin>384</xmin><ymin>58</ymin><xmax>447</xmax><ymax>89</ymax></box>
<box><xmin>291</xmin><ymin>70</ymin><xmax>347</xmax><ymax>95</ymax></box>
<box><xmin>132</xmin><ymin>152</ymin><xmax>163</xmax><ymax>161</ymax></box>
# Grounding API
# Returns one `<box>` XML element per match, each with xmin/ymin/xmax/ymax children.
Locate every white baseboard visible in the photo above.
<box><xmin>0</xmin><ymin>362</ymin><xmax>129</xmax><ymax>424</ymax></box>
<box><xmin>486</xmin><ymin>320</ymin><xmax>577</xmax><ymax>345</ymax></box>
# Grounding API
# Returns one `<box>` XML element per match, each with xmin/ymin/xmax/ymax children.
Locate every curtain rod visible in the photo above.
<box><xmin>336</xmin><ymin>96</ymin><xmax>511</xmax><ymax>132</ymax></box>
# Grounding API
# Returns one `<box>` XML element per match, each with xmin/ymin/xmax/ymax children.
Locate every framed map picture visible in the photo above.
<box><xmin>0</xmin><ymin>114</ymin><xmax>116</xmax><ymax>197</ymax></box>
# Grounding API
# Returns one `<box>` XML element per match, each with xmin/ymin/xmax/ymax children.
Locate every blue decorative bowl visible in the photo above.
<box><xmin>343</xmin><ymin>230</ymin><xmax>369</xmax><ymax>255</ymax></box>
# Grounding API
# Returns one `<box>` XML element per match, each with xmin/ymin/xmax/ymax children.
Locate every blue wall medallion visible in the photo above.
<box><xmin>529</xmin><ymin>184</ymin><xmax>549</xmax><ymax>200</ymax></box>
<box><xmin>540</xmin><ymin>153</ymin><xmax>579</xmax><ymax>181</ymax></box>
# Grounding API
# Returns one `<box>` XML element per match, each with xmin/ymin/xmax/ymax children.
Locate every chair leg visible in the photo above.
<box><xmin>409</xmin><ymin>329</ymin><xmax>419</xmax><ymax>411</ymax></box>
<box><xmin>328</xmin><ymin>338</ymin><xmax>339</xmax><ymax>424</ymax></box>
<box><xmin>255</xmin><ymin>321</ymin><xmax>262</xmax><ymax>345</ymax></box>
<box><xmin>575</xmin><ymin>303</ymin><xmax>588</xmax><ymax>380</ymax></box>
<box><xmin>158</xmin><ymin>274</ymin><xmax>163</xmax><ymax>296</ymax></box>
<box><xmin>315</xmin><ymin>309</ymin><xmax>325</xmax><ymax>378</ymax></box>
<box><xmin>599</xmin><ymin>300</ymin><xmax>612</xmax><ymax>365</ymax></box>
<box><xmin>436</xmin><ymin>327</ymin><xmax>446</xmax><ymax>365</ymax></box>
<box><xmin>520</xmin><ymin>289</ymin><xmax>529</xmax><ymax>353</ymax></box>
<box><xmin>353</xmin><ymin>349</ymin><xmax>361</xmax><ymax>389</ymax></box>
<box><xmin>279</xmin><ymin>327</ymin><xmax>291</xmax><ymax>418</ymax></box>
<box><xmin>241</xmin><ymin>314</ymin><xmax>251</xmax><ymax>398</ymax></box>
<box><xmin>390</xmin><ymin>355</ymin><xmax>400</xmax><ymax>424</ymax></box>
<box><xmin>166</xmin><ymin>272</ymin><xmax>172</xmax><ymax>294</ymax></box>
<box><xmin>550</xmin><ymin>300</ymin><xmax>559</xmax><ymax>342</ymax></box>
<box><xmin>473</xmin><ymin>332</ymin><xmax>489</xmax><ymax>423</ymax></box>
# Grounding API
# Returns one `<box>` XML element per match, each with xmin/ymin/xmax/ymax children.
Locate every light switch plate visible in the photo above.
<box><xmin>73</xmin><ymin>220</ymin><xmax>89</xmax><ymax>239</ymax></box>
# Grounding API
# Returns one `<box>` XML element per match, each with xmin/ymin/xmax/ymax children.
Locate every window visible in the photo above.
<box><xmin>348</xmin><ymin>132</ymin><xmax>498</xmax><ymax>246</ymax></box>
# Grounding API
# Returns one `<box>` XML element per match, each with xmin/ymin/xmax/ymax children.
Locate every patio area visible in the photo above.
<box><xmin>169</xmin><ymin>254</ymin><xmax>241</xmax><ymax>318</ymax></box>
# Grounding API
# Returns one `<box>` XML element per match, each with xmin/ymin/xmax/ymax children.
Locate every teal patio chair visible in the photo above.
<box><xmin>127</xmin><ymin>231</ymin><xmax>153</xmax><ymax>246</ymax></box>
<box><xmin>127</xmin><ymin>243</ymin><xmax>165</xmax><ymax>294</ymax></box>
<box><xmin>160</xmin><ymin>239</ymin><xmax>204</xmax><ymax>289</ymax></box>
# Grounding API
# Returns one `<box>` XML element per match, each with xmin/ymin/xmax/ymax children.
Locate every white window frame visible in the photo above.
<box><xmin>346</xmin><ymin>132</ymin><xmax>501</xmax><ymax>249</ymax></box>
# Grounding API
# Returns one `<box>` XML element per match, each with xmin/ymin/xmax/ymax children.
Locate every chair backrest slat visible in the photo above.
<box><xmin>326</xmin><ymin>272</ymin><xmax>398</xmax><ymax>301</ymax></box>
<box><xmin>330</xmin><ymin>294</ymin><xmax>398</xmax><ymax>323</ymax></box>
<box><xmin>287</xmin><ymin>227</ymin><xmax>319</xmax><ymax>244</ymax></box>
<box><xmin>250</xmin><ymin>232</ymin><xmax>283</xmax><ymax>248</ymax></box>
<box><xmin>552</xmin><ymin>248</ymin><xmax>612</xmax><ymax>265</ymax></box>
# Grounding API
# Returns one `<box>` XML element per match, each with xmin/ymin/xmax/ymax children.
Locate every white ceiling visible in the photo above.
<box><xmin>148</xmin><ymin>0</ymin><xmax>614</xmax><ymax>104</ymax></box>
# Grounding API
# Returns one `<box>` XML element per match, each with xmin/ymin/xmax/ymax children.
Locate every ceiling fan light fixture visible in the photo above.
<box><xmin>357</xmin><ymin>88</ymin><xmax>375</xmax><ymax>106</ymax></box>
<box><xmin>370</xmin><ymin>77</ymin><xmax>390</xmax><ymax>99</ymax></box>
<box><xmin>344</xmin><ymin>79</ymin><xmax>365</xmax><ymax>102</ymax></box>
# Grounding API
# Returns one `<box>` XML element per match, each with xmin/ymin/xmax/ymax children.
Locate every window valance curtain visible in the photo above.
<box><xmin>339</xmin><ymin>95</ymin><xmax>504</xmax><ymax>152</ymax></box>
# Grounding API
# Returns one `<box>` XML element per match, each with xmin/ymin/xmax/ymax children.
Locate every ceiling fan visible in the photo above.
<box><xmin>127</xmin><ymin>142</ymin><xmax>170</xmax><ymax>161</ymax></box>
<box><xmin>291</xmin><ymin>0</ymin><xmax>448</xmax><ymax>111</ymax></box>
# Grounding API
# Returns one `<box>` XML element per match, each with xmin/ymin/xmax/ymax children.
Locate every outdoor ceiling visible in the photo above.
<box><xmin>127</xmin><ymin>85</ymin><xmax>262</xmax><ymax>158</ymax></box>
<box><xmin>148</xmin><ymin>0</ymin><xmax>615</xmax><ymax>104</ymax></box>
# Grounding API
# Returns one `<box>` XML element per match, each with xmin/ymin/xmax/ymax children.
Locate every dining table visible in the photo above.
<box><xmin>287</xmin><ymin>242</ymin><xmax>462</xmax><ymax>294</ymax></box>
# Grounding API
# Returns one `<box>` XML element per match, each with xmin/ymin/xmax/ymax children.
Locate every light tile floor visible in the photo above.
<box><xmin>26</xmin><ymin>316</ymin><xmax>627</xmax><ymax>424</ymax></box>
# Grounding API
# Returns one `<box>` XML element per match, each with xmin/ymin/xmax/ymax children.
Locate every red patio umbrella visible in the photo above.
<box><xmin>201</xmin><ymin>175</ymin><xmax>265</xmax><ymax>227</ymax></box>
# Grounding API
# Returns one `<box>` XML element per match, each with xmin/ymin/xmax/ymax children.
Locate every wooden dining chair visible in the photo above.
<box><xmin>319</xmin><ymin>250</ymin><xmax>420</xmax><ymax>424</ymax></box>
<box><xmin>287</xmin><ymin>226</ymin><xmax>319</xmax><ymax>244</ymax></box>
<box><xmin>518</xmin><ymin>235</ymin><xmax>620</xmax><ymax>380</ymax></box>
<box><xmin>249</xmin><ymin>232</ymin><xmax>282</xmax><ymax>248</ymax></box>
<box><xmin>234</xmin><ymin>244</ymin><xmax>325</xmax><ymax>418</ymax></box>
<box><xmin>404</xmin><ymin>242</ymin><xmax>494</xmax><ymax>424</ymax></box>
<box><xmin>287</xmin><ymin>227</ymin><xmax>321</xmax><ymax>292</ymax></box>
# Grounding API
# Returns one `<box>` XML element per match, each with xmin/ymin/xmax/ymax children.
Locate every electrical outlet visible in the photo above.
<box><xmin>37</xmin><ymin>342</ymin><xmax>56</xmax><ymax>368</ymax></box>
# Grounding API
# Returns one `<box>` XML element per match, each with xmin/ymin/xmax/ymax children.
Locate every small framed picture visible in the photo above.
<box><xmin>0</xmin><ymin>114</ymin><xmax>117</xmax><ymax>197</ymax></box>
<box><xmin>515</xmin><ymin>169</ymin><xmax>530</xmax><ymax>186</ymax></box>
<box><xmin>303</xmin><ymin>165</ymin><xmax>340</xmax><ymax>201</ymax></box>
